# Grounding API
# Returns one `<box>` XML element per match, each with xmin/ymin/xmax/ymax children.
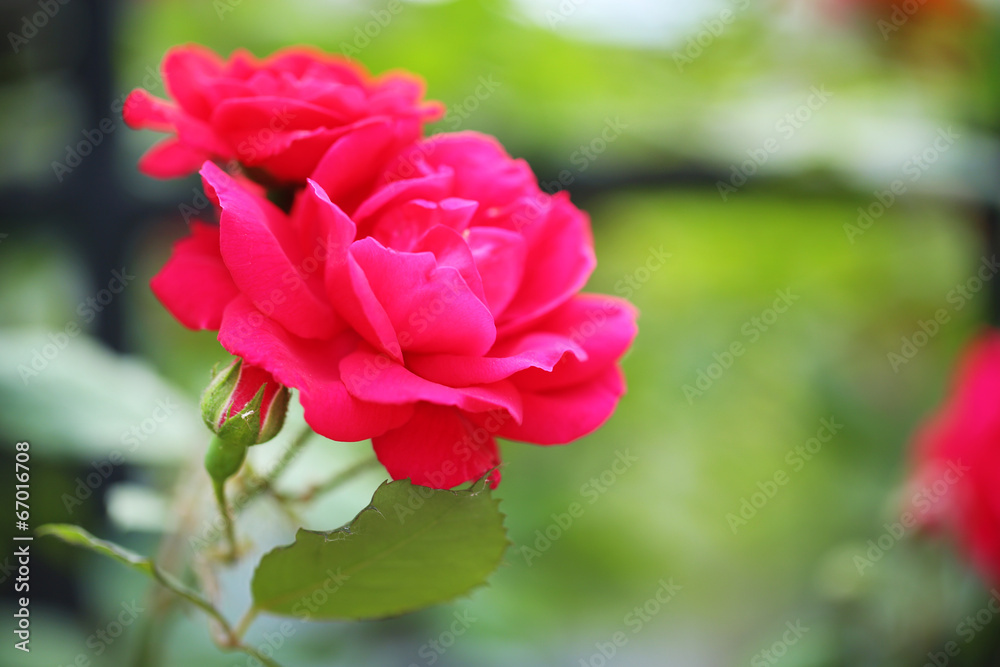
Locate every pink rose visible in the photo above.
<box><xmin>907</xmin><ymin>330</ymin><xmax>1000</xmax><ymax>581</ymax></box>
<box><xmin>124</xmin><ymin>45</ymin><xmax>442</xmax><ymax>183</ymax></box>
<box><xmin>152</xmin><ymin>132</ymin><xmax>637</xmax><ymax>488</ymax></box>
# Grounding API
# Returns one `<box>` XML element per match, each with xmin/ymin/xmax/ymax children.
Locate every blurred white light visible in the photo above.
<box><xmin>510</xmin><ymin>0</ymin><xmax>736</xmax><ymax>49</ymax></box>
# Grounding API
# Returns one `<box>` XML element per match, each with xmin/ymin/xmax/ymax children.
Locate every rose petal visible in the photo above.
<box><xmin>352</xmin><ymin>170</ymin><xmax>453</xmax><ymax>226</ymax></box>
<box><xmin>218</xmin><ymin>296</ymin><xmax>413</xmax><ymax>441</ymax></box>
<box><xmin>412</xmin><ymin>224</ymin><xmax>486</xmax><ymax>305</ymax></box>
<box><xmin>369</xmin><ymin>198</ymin><xmax>477</xmax><ymax>252</ymax></box>
<box><xmin>150</xmin><ymin>222</ymin><xmax>238</xmax><ymax>330</ymax></box>
<box><xmin>489</xmin><ymin>366</ymin><xmax>626</xmax><ymax>445</ymax></box>
<box><xmin>311</xmin><ymin>118</ymin><xmax>422</xmax><ymax>213</ymax></box>
<box><xmin>372</xmin><ymin>404</ymin><xmax>502</xmax><ymax>489</ymax></box>
<box><xmin>292</xmin><ymin>179</ymin><xmax>356</xmax><ymax>267</ymax></box>
<box><xmin>137</xmin><ymin>138</ymin><xmax>212</xmax><ymax>179</ymax></box>
<box><xmin>348</xmin><ymin>237</ymin><xmax>496</xmax><ymax>356</ymax></box>
<box><xmin>202</xmin><ymin>162</ymin><xmax>340</xmax><ymax>339</ymax></box>
<box><xmin>340</xmin><ymin>344</ymin><xmax>522</xmax><ymax>422</ymax></box>
<box><xmin>329</xmin><ymin>250</ymin><xmax>403</xmax><ymax>361</ymax></box>
<box><xmin>466</xmin><ymin>227</ymin><xmax>526</xmax><ymax>317</ymax></box>
<box><xmin>498</xmin><ymin>193</ymin><xmax>596</xmax><ymax>332</ymax></box>
<box><xmin>123</xmin><ymin>89</ymin><xmax>176</xmax><ymax>131</ymax></box>
<box><xmin>211</xmin><ymin>97</ymin><xmax>359</xmax><ymax>178</ymax></box>
<box><xmin>163</xmin><ymin>44</ymin><xmax>226</xmax><ymax>119</ymax></box>
<box><xmin>420</xmin><ymin>132</ymin><xmax>536</xmax><ymax>208</ymax></box>
<box><xmin>405</xmin><ymin>332</ymin><xmax>584</xmax><ymax>386</ymax></box>
<box><xmin>252</xmin><ymin>127</ymin><xmax>351</xmax><ymax>182</ymax></box>
<box><xmin>512</xmin><ymin>294</ymin><xmax>638</xmax><ymax>391</ymax></box>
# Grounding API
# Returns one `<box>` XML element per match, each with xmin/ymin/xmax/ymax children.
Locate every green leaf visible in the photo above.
<box><xmin>251</xmin><ymin>478</ymin><xmax>507</xmax><ymax>620</ymax></box>
<box><xmin>37</xmin><ymin>523</ymin><xmax>156</xmax><ymax>576</ymax></box>
<box><xmin>37</xmin><ymin>524</ymin><xmax>225</xmax><ymax>626</ymax></box>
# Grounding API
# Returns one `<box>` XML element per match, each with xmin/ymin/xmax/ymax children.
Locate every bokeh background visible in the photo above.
<box><xmin>4</xmin><ymin>0</ymin><xmax>1000</xmax><ymax>665</ymax></box>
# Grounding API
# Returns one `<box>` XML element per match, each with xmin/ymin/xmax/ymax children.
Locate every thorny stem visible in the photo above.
<box><xmin>134</xmin><ymin>424</ymin><xmax>337</xmax><ymax>666</ymax></box>
<box><xmin>239</xmin><ymin>423</ymin><xmax>315</xmax><ymax>508</ymax></box>
<box><xmin>129</xmin><ymin>549</ymin><xmax>284</xmax><ymax>666</ymax></box>
<box><xmin>278</xmin><ymin>456</ymin><xmax>381</xmax><ymax>504</ymax></box>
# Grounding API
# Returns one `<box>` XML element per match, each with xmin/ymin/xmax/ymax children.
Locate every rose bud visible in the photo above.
<box><xmin>201</xmin><ymin>358</ymin><xmax>290</xmax><ymax>451</ymax></box>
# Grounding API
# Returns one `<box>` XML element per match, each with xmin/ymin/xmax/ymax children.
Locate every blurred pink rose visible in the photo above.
<box><xmin>124</xmin><ymin>45</ymin><xmax>441</xmax><ymax>183</ymax></box>
<box><xmin>908</xmin><ymin>330</ymin><xmax>1000</xmax><ymax>581</ymax></box>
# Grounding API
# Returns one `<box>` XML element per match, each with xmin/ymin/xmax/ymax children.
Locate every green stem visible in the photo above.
<box><xmin>240</xmin><ymin>424</ymin><xmax>315</xmax><ymax>508</ymax></box>
<box><xmin>284</xmin><ymin>456</ymin><xmax>380</xmax><ymax>504</ymax></box>
<box><xmin>151</xmin><ymin>568</ymin><xmax>281</xmax><ymax>666</ymax></box>
<box><xmin>266</xmin><ymin>423</ymin><xmax>315</xmax><ymax>481</ymax></box>
<box><xmin>212</xmin><ymin>479</ymin><xmax>238</xmax><ymax>562</ymax></box>
<box><xmin>234</xmin><ymin>645</ymin><xmax>283</xmax><ymax>667</ymax></box>
<box><xmin>234</xmin><ymin>606</ymin><xmax>260</xmax><ymax>640</ymax></box>
<box><xmin>152</xmin><ymin>567</ymin><xmax>231</xmax><ymax>634</ymax></box>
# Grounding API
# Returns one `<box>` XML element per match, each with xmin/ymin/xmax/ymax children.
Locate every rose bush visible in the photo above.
<box><xmin>152</xmin><ymin>132</ymin><xmax>637</xmax><ymax>488</ymax></box>
<box><xmin>908</xmin><ymin>330</ymin><xmax>1000</xmax><ymax>581</ymax></box>
<box><xmin>124</xmin><ymin>45</ymin><xmax>442</xmax><ymax>182</ymax></box>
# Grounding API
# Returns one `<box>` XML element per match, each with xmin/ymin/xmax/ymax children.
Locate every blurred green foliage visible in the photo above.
<box><xmin>3</xmin><ymin>0</ymin><xmax>1000</xmax><ymax>665</ymax></box>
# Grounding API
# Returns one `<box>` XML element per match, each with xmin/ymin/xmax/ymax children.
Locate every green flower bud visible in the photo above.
<box><xmin>201</xmin><ymin>359</ymin><xmax>290</xmax><ymax>450</ymax></box>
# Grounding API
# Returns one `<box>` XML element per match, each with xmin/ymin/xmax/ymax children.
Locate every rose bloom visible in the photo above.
<box><xmin>124</xmin><ymin>45</ymin><xmax>442</xmax><ymax>182</ymax></box>
<box><xmin>152</xmin><ymin>131</ymin><xmax>637</xmax><ymax>488</ymax></box>
<box><xmin>907</xmin><ymin>330</ymin><xmax>1000</xmax><ymax>581</ymax></box>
